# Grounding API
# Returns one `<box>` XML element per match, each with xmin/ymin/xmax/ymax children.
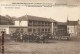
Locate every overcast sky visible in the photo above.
<box><xmin>0</xmin><ymin>0</ymin><xmax>80</xmax><ymax>22</ymax></box>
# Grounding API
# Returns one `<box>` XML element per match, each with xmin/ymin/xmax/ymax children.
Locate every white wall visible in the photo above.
<box><xmin>0</xmin><ymin>27</ymin><xmax>9</xmax><ymax>34</ymax></box>
<box><xmin>15</xmin><ymin>21</ymin><xmax>28</xmax><ymax>27</ymax></box>
<box><xmin>67</xmin><ymin>26</ymin><xmax>78</xmax><ymax>35</ymax></box>
<box><xmin>15</xmin><ymin>21</ymin><xmax>20</xmax><ymax>26</ymax></box>
<box><xmin>67</xmin><ymin>26</ymin><xmax>75</xmax><ymax>34</ymax></box>
<box><xmin>6</xmin><ymin>28</ymin><xmax>9</xmax><ymax>34</ymax></box>
<box><xmin>51</xmin><ymin>22</ymin><xmax>53</xmax><ymax>34</ymax></box>
<box><xmin>20</xmin><ymin>21</ymin><xmax>28</xmax><ymax>27</ymax></box>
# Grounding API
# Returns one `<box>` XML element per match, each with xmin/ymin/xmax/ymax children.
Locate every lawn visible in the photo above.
<box><xmin>1</xmin><ymin>36</ymin><xmax>80</xmax><ymax>54</ymax></box>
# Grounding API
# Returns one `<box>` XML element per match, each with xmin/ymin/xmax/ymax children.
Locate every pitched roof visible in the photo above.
<box><xmin>0</xmin><ymin>25</ymin><xmax>18</xmax><ymax>27</ymax></box>
<box><xmin>16</xmin><ymin>15</ymin><xmax>57</xmax><ymax>22</ymax></box>
<box><xmin>67</xmin><ymin>20</ymin><xmax>78</xmax><ymax>25</ymax></box>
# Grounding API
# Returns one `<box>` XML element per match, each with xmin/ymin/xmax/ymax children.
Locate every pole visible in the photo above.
<box><xmin>1</xmin><ymin>31</ymin><xmax>4</xmax><ymax>54</ymax></box>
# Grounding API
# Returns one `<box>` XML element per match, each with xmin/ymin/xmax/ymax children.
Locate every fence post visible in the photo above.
<box><xmin>1</xmin><ymin>31</ymin><xmax>5</xmax><ymax>54</ymax></box>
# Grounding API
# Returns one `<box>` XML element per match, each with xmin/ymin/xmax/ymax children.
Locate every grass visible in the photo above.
<box><xmin>1</xmin><ymin>36</ymin><xmax>80</xmax><ymax>54</ymax></box>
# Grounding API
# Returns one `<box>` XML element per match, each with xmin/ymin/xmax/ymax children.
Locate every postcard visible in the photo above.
<box><xmin>0</xmin><ymin>0</ymin><xmax>80</xmax><ymax>54</ymax></box>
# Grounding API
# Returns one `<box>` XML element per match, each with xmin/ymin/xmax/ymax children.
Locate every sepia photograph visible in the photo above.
<box><xmin>0</xmin><ymin>0</ymin><xmax>80</xmax><ymax>54</ymax></box>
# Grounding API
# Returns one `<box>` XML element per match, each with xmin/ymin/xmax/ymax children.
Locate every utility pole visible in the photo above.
<box><xmin>1</xmin><ymin>31</ymin><xmax>5</xmax><ymax>54</ymax></box>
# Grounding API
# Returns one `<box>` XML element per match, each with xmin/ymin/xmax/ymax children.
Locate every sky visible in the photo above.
<box><xmin>0</xmin><ymin>0</ymin><xmax>80</xmax><ymax>22</ymax></box>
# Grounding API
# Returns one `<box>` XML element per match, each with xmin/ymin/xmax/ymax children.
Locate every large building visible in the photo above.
<box><xmin>67</xmin><ymin>20</ymin><xmax>79</xmax><ymax>36</ymax></box>
<box><xmin>0</xmin><ymin>25</ymin><xmax>28</xmax><ymax>35</ymax></box>
<box><xmin>1</xmin><ymin>14</ymin><xmax>80</xmax><ymax>37</ymax></box>
<box><xmin>0</xmin><ymin>14</ymin><xmax>57</xmax><ymax>35</ymax></box>
<box><xmin>14</xmin><ymin>14</ymin><xmax>57</xmax><ymax>35</ymax></box>
<box><xmin>57</xmin><ymin>22</ymin><xmax>67</xmax><ymax>36</ymax></box>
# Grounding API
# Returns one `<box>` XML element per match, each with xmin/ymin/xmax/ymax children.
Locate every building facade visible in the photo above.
<box><xmin>0</xmin><ymin>15</ymin><xmax>57</xmax><ymax>35</ymax></box>
<box><xmin>14</xmin><ymin>15</ymin><xmax>57</xmax><ymax>35</ymax></box>
<box><xmin>67</xmin><ymin>20</ymin><xmax>79</xmax><ymax>36</ymax></box>
<box><xmin>0</xmin><ymin>25</ymin><xmax>9</xmax><ymax>36</ymax></box>
<box><xmin>57</xmin><ymin>22</ymin><xmax>67</xmax><ymax>36</ymax></box>
<box><xmin>0</xmin><ymin>25</ymin><xmax>28</xmax><ymax>35</ymax></box>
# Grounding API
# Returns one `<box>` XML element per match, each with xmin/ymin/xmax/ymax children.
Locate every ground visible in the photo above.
<box><xmin>0</xmin><ymin>36</ymin><xmax>80</xmax><ymax>54</ymax></box>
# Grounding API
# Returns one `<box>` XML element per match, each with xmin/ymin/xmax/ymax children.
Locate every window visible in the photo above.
<box><xmin>42</xmin><ymin>22</ymin><xmax>44</xmax><ymax>26</ymax></box>
<box><xmin>33</xmin><ymin>29</ymin><xmax>36</xmax><ymax>32</ymax></box>
<box><xmin>28</xmin><ymin>21</ymin><xmax>33</xmax><ymax>26</ymax></box>
<box><xmin>29</xmin><ymin>21</ymin><xmax>32</xmax><ymax>23</ymax></box>
<box><xmin>48</xmin><ymin>29</ymin><xmax>50</xmax><ymax>31</ymax></box>
<box><xmin>33</xmin><ymin>21</ymin><xmax>38</xmax><ymax>26</ymax></box>
<box><xmin>28</xmin><ymin>28</ymin><xmax>32</xmax><ymax>32</ymax></box>
<box><xmin>45</xmin><ymin>29</ymin><xmax>47</xmax><ymax>31</ymax></box>
<box><xmin>42</xmin><ymin>29</ymin><xmax>44</xmax><ymax>31</ymax></box>
<box><xmin>45</xmin><ymin>22</ymin><xmax>47</xmax><ymax>26</ymax></box>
